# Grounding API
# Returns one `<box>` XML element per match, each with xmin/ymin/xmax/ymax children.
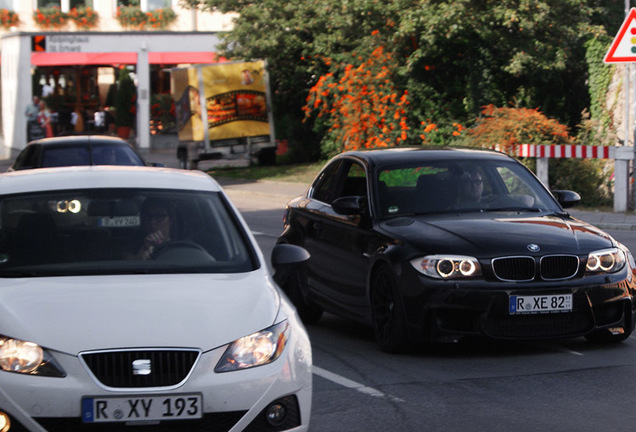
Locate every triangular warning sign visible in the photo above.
<box><xmin>605</xmin><ymin>8</ymin><xmax>636</xmax><ymax>63</ymax></box>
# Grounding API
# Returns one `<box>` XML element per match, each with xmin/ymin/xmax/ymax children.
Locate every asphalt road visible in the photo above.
<box><xmin>223</xmin><ymin>181</ymin><xmax>636</xmax><ymax>432</ymax></box>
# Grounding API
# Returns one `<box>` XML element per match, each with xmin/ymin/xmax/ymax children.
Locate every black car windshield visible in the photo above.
<box><xmin>0</xmin><ymin>188</ymin><xmax>258</xmax><ymax>277</ymax></box>
<box><xmin>377</xmin><ymin>159</ymin><xmax>561</xmax><ymax>217</ymax></box>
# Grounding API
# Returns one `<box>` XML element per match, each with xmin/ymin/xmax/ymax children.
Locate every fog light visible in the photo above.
<box><xmin>265</xmin><ymin>403</ymin><xmax>287</xmax><ymax>427</ymax></box>
<box><xmin>0</xmin><ymin>412</ymin><xmax>11</xmax><ymax>432</ymax></box>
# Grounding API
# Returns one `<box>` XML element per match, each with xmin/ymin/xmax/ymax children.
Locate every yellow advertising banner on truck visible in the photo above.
<box><xmin>171</xmin><ymin>60</ymin><xmax>276</xmax><ymax>166</ymax></box>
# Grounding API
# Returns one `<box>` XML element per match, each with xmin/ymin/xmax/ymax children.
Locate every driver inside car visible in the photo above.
<box><xmin>126</xmin><ymin>198</ymin><xmax>174</xmax><ymax>260</ymax></box>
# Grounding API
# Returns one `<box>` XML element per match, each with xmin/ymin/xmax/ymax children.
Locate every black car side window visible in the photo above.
<box><xmin>311</xmin><ymin>160</ymin><xmax>342</xmax><ymax>204</ymax></box>
<box><xmin>339</xmin><ymin>163</ymin><xmax>367</xmax><ymax>199</ymax></box>
<box><xmin>16</xmin><ymin>145</ymin><xmax>38</xmax><ymax>169</ymax></box>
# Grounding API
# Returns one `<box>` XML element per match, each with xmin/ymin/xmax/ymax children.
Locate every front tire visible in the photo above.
<box><xmin>370</xmin><ymin>265</ymin><xmax>408</xmax><ymax>353</ymax></box>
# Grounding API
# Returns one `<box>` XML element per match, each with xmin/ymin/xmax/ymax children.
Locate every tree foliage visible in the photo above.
<box><xmin>181</xmin><ymin>0</ymin><xmax>623</xmax><ymax>160</ymax></box>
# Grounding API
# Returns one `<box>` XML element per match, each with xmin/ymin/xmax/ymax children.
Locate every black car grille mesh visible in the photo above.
<box><xmin>80</xmin><ymin>349</ymin><xmax>199</xmax><ymax>388</ymax></box>
<box><xmin>486</xmin><ymin>311</ymin><xmax>592</xmax><ymax>338</ymax></box>
<box><xmin>492</xmin><ymin>255</ymin><xmax>580</xmax><ymax>281</ymax></box>
<box><xmin>492</xmin><ymin>257</ymin><xmax>535</xmax><ymax>281</ymax></box>
<box><xmin>540</xmin><ymin>255</ymin><xmax>579</xmax><ymax>280</ymax></box>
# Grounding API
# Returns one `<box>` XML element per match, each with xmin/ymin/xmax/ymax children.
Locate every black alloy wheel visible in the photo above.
<box><xmin>370</xmin><ymin>265</ymin><xmax>408</xmax><ymax>353</ymax></box>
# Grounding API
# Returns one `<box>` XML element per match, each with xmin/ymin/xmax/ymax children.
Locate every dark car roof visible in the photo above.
<box><xmin>9</xmin><ymin>135</ymin><xmax>149</xmax><ymax>171</ymax></box>
<box><xmin>336</xmin><ymin>147</ymin><xmax>513</xmax><ymax>169</ymax></box>
<box><xmin>26</xmin><ymin>135</ymin><xmax>136</xmax><ymax>148</ymax></box>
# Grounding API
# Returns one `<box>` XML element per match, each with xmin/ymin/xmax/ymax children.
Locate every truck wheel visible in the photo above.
<box><xmin>257</xmin><ymin>147</ymin><xmax>276</xmax><ymax>166</ymax></box>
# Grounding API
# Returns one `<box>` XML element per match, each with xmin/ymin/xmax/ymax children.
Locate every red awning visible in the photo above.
<box><xmin>31</xmin><ymin>51</ymin><xmax>218</xmax><ymax>66</ymax></box>
<box><xmin>149</xmin><ymin>52</ymin><xmax>218</xmax><ymax>64</ymax></box>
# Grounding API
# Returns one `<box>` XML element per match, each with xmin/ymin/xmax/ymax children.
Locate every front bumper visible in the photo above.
<box><xmin>400</xmin><ymin>266</ymin><xmax>636</xmax><ymax>343</ymax></box>
<box><xmin>0</xmin><ymin>324</ymin><xmax>312</xmax><ymax>432</ymax></box>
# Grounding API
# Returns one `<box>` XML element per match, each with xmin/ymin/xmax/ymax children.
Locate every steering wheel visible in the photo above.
<box><xmin>150</xmin><ymin>241</ymin><xmax>210</xmax><ymax>260</ymax></box>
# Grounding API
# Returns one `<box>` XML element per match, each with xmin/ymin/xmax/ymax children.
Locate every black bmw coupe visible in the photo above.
<box><xmin>276</xmin><ymin>147</ymin><xmax>636</xmax><ymax>352</ymax></box>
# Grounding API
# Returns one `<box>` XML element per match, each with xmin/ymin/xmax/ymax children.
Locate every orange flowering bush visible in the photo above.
<box><xmin>468</xmin><ymin>104</ymin><xmax>573</xmax><ymax>153</ymax></box>
<box><xmin>68</xmin><ymin>6</ymin><xmax>98</xmax><ymax>30</ymax></box>
<box><xmin>116</xmin><ymin>6</ymin><xmax>176</xmax><ymax>30</ymax></box>
<box><xmin>304</xmin><ymin>44</ymin><xmax>410</xmax><ymax>155</ymax></box>
<box><xmin>33</xmin><ymin>7</ymin><xmax>68</xmax><ymax>30</ymax></box>
<box><xmin>0</xmin><ymin>9</ymin><xmax>19</xmax><ymax>29</ymax></box>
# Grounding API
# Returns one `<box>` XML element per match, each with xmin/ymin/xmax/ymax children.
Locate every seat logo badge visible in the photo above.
<box><xmin>527</xmin><ymin>244</ymin><xmax>540</xmax><ymax>252</ymax></box>
<box><xmin>132</xmin><ymin>359</ymin><xmax>152</xmax><ymax>376</ymax></box>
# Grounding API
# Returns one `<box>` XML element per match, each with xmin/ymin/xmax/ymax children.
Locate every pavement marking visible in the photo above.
<box><xmin>529</xmin><ymin>342</ymin><xmax>584</xmax><ymax>356</ymax></box>
<box><xmin>313</xmin><ymin>366</ymin><xmax>404</xmax><ymax>403</ymax></box>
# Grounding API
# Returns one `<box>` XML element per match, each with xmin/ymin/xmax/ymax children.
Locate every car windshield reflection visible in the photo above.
<box><xmin>377</xmin><ymin>159</ymin><xmax>559</xmax><ymax>218</ymax></box>
<box><xmin>0</xmin><ymin>188</ymin><xmax>257</xmax><ymax>277</ymax></box>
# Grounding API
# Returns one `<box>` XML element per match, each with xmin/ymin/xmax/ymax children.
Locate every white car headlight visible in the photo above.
<box><xmin>215</xmin><ymin>320</ymin><xmax>289</xmax><ymax>372</ymax></box>
<box><xmin>586</xmin><ymin>248</ymin><xmax>626</xmax><ymax>274</ymax></box>
<box><xmin>0</xmin><ymin>336</ymin><xmax>65</xmax><ymax>377</ymax></box>
<box><xmin>411</xmin><ymin>255</ymin><xmax>482</xmax><ymax>279</ymax></box>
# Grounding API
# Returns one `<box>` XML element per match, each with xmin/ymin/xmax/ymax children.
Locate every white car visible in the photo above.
<box><xmin>0</xmin><ymin>166</ymin><xmax>312</xmax><ymax>432</ymax></box>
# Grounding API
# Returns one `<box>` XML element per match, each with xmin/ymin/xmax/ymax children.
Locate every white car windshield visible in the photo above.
<box><xmin>0</xmin><ymin>188</ymin><xmax>257</xmax><ymax>276</ymax></box>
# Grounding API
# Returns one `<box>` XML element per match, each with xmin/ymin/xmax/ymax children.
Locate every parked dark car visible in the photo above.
<box><xmin>7</xmin><ymin>135</ymin><xmax>162</xmax><ymax>171</ymax></box>
<box><xmin>276</xmin><ymin>147</ymin><xmax>636</xmax><ymax>352</ymax></box>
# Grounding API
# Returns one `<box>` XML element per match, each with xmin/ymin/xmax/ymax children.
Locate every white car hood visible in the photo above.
<box><xmin>0</xmin><ymin>272</ymin><xmax>281</xmax><ymax>354</ymax></box>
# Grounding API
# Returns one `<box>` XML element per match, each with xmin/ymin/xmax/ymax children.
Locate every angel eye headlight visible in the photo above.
<box><xmin>586</xmin><ymin>248</ymin><xmax>625</xmax><ymax>273</ymax></box>
<box><xmin>215</xmin><ymin>321</ymin><xmax>289</xmax><ymax>372</ymax></box>
<box><xmin>0</xmin><ymin>336</ymin><xmax>65</xmax><ymax>377</ymax></box>
<box><xmin>411</xmin><ymin>255</ymin><xmax>482</xmax><ymax>279</ymax></box>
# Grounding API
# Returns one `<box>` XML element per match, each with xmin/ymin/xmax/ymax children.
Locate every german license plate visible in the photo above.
<box><xmin>509</xmin><ymin>294</ymin><xmax>572</xmax><ymax>315</ymax></box>
<box><xmin>82</xmin><ymin>394</ymin><xmax>202</xmax><ymax>423</ymax></box>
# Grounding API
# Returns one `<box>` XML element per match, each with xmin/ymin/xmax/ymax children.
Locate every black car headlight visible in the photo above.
<box><xmin>215</xmin><ymin>321</ymin><xmax>289</xmax><ymax>372</ymax></box>
<box><xmin>0</xmin><ymin>336</ymin><xmax>65</xmax><ymax>377</ymax></box>
<box><xmin>411</xmin><ymin>255</ymin><xmax>482</xmax><ymax>279</ymax></box>
<box><xmin>586</xmin><ymin>248</ymin><xmax>626</xmax><ymax>274</ymax></box>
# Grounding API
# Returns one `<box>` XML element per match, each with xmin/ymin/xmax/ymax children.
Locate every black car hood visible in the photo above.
<box><xmin>378</xmin><ymin>212</ymin><xmax>615</xmax><ymax>257</ymax></box>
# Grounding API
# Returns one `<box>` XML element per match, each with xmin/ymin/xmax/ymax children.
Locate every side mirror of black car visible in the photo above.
<box><xmin>552</xmin><ymin>190</ymin><xmax>581</xmax><ymax>208</ymax></box>
<box><xmin>271</xmin><ymin>243</ymin><xmax>310</xmax><ymax>268</ymax></box>
<box><xmin>332</xmin><ymin>196</ymin><xmax>366</xmax><ymax>215</ymax></box>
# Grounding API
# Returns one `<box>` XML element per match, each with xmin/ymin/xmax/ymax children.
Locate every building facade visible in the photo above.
<box><xmin>0</xmin><ymin>0</ymin><xmax>234</xmax><ymax>152</ymax></box>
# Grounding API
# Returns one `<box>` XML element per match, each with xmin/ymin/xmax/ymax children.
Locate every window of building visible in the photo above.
<box><xmin>36</xmin><ymin>0</ymin><xmax>61</xmax><ymax>8</ymax></box>
<box><xmin>36</xmin><ymin>0</ymin><xmax>91</xmax><ymax>11</ymax></box>
<box><xmin>0</xmin><ymin>0</ymin><xmax>14</xmax><ymax>10</ymax></box>
<box><xmin>147</xmin><ymin>0</ymin><xmax>171</xmax><ymax>10</ymax></box>
<box><xmin>117</xmin><ymin>0</ymin><xmax>172</xmax><ymax>10</ymax></box>
<box><xmin>70</xmin><ymin>0</ymin><xmax>93</xmax><ymax>8</ymax></box>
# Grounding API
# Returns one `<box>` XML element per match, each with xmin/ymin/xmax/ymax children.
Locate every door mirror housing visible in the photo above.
<box><xmin>552</xmin><ymin>190</ymin><xmax>581</xmax><ymax>208</ymax></box>
<box><xmin>332</xmin><ymin>196</ymin><xmax>366</xmax><ymax>215</ymax></box>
